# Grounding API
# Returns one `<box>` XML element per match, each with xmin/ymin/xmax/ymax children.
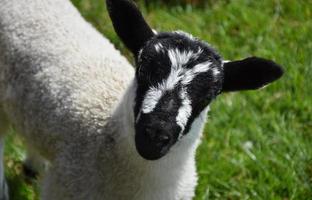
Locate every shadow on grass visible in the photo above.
<box><xmin>5</xmin><ymin>159</ymin><xmax>38</xmax><ymax>200</ymax></box>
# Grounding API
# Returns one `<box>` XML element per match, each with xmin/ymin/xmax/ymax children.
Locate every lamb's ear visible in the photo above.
<box><xmin>221</xmin><ymin>57</ymin><xmax>284</xmax><ymax>92</ymax></box>
<box><xmin>106</xmin><ymin>0</ymin><xmax>154</xmax><ymax>55</ymax></box>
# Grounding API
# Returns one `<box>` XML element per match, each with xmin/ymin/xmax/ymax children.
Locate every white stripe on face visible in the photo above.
<box><xmin>168</xmin><ymin>48</ymin><xmax>201</xmax><ymax>70</ymax></box>
<box><xmin>141</xmin><ymin>87</ymin><xmax>164</xmax><ymax>113</ymax></box>
<box><xmin>181</xmin><ymin>60</ymin><xmax>212</xmax><ymax>85</ymax></box>
<box><xmin>176</xmin><ymin>87</ymin><xmax>192</xmax><ymax>134</ymax></box>
<box><xmin>140</xmin><ymin>48</ymin><xmax>214</xmax><ymax>134</ymax></box>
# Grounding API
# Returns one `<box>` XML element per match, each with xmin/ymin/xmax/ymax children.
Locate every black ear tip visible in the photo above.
<box><xmin>106</xmin><ymin>1</ymin><xmax>110</xmax><ymax>8</ymax></box>
<box><xmin>271</xmin><ymin>63</ymin><xmax>284</xmax><ymax>80</ymax></box>
<box><xmin>251</xmin><ymin>57</ymin><xmax>284</xmax><ymax>82</ymax></box>
<box><xmin>106</xmin><ymin>0</ymin><xmax>114</xmax><ymax>9</ymax></box>
<box><xmin>106</xmin><ymin>0</ymin><xmax>133</xmax><ymax>8</ymax></box>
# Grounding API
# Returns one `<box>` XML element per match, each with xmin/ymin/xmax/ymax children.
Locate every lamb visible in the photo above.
<box><xmin>0</xmin><ymin>0</ymin><xmax>283</xmax><ymax>199</ymax></box>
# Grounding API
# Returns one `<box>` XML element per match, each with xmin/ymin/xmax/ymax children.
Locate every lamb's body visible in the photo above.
<box><xmin>0</xmin><ymin>0</ymin><xmax>205</xmax><ymax>199</ymax></box>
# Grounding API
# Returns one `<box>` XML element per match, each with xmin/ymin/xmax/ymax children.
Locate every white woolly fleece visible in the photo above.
<box><xmin>0</xmin><ymin>0</ymin><xmax>209</xmax><ymax>199</ymax></box>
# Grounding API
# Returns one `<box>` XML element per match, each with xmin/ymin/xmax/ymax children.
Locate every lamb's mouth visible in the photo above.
<box><xmin>134</xmin><ymin>125</ymin><xmax>179</xmax><ymax>160</ymax></box>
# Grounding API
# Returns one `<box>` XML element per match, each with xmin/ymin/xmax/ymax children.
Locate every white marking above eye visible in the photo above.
<box><xmin>181</xmin><ymin>60</ymin><xmax>212</xmax><ymax>85</ymax></box>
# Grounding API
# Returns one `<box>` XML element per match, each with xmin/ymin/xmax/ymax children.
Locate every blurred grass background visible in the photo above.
<box><xmin>4</xmin><ymin>0</ymin><xmax>312</xmax><ymax>199</ymax></box>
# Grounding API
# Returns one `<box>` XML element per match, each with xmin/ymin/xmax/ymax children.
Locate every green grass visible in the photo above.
<box><xmin>4</xmin><ymin>0</ymin><xmax>312</xmax><ymax>199</ymax></box>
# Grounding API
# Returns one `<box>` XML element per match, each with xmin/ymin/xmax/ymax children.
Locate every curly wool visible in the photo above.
<box><xmin>0</xmin><ymin>0</ymin><xmax>134</xmax><ymax>157</ymax></box>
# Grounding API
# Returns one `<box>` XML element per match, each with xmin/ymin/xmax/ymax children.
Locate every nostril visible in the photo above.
<box><xmin>156</xmin><ymin>134</ymin><xmax>171</xmax><ymax>147</ymax></box>
<box><xmin>143</xmin><ymin>126</ymin><xmax>171</xmax><ymax>147</ymax></box>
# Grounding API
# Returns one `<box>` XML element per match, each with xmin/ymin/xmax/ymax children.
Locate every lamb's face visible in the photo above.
<box><xmin>107</xmin><ymin>0</ymin><xmax>284</xmax><ymax>161</ymax></box>
<box><xmin>133</xmin><ymin>32</ymin><xmax>223</xmax><ymax>160</ymax></box>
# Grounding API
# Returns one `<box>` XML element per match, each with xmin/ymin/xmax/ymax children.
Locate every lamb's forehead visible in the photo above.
<box><xmin>138</xmin><ymin>31</ymin><xmax>221</xmax><ymax>67</ymax></box>
<box><xmin>136</xmin><ymin>31</ymin><xmax>223</xmax><ymax>90</ymax></box>
<box><xmin>136</xmin><ymin>31</ymin><xmax>223</xmax><ymax>87</ymax></box>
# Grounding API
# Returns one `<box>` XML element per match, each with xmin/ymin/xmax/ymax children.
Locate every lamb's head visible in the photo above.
<box><xmin>107</xmin><ymin>0</ymin><xmax>284</xmax><ymax>160</ymax></box>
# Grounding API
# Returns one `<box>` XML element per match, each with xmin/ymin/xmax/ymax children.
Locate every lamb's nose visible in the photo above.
<box><xmin>145</xmin><ymin>127</ymin><xmax>171</xmax><ymax>149</ymax></box>
<box><xmin>135</xmin><ymin>117</ymin><xmax>180</xmax><ymax>160</ymax></box>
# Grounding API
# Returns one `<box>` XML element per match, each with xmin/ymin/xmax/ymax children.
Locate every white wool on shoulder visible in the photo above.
<box><xmin>0</xmin><ymin>0</ymin><xmax>134</xmax><ymax>157</ymax></box>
